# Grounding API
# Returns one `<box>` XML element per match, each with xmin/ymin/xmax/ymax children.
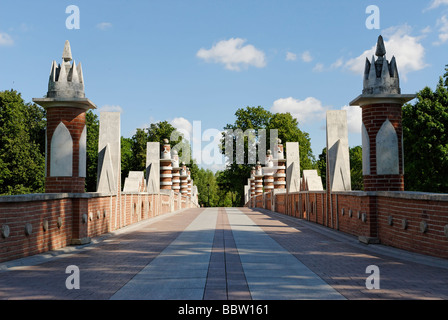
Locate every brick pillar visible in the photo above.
<box><xmin>361</xmin><ymin>103</ymin><xmax>406</xmax><ymax>191</ymax></box>
<box><xmin>33</xmin><ymin>40</ymin><xmax>96</xmax><ymax>194</ymax></box>
<box><xmin>33</xmin><ymin>40</ymin><xmax>96</xmax><ymax>244</ymax></box>
<box><xmin>44</xmin><ymin>107</ymin><xmax>89</xmax><ymax>193</ymax></box>
<box><xmin>160</xmin><ymin>139</ymin><xmax>172</xmax><ymax>190</ymax></box>
<box><xmin>350</xmin><ymin>35</ymin><xmax>415</xmax><ymax>192</ymax></box>
<box><xmin>350</xmin><ymin>36</ymin><xmax>415</xmax><ymax>191</ymax></box>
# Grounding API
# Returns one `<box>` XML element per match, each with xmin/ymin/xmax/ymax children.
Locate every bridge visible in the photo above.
<box><xmin>1</xmin><ymin>207</ymin><xmax>448</xmax><ymax>301</ymax></box>
<box><xmin>1</xmin><ymin>37</ymin><xmax>448</xmax><ymax>304</ymax></box>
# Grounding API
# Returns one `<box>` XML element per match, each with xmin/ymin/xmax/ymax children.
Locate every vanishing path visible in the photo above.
<box><xmin>1</xmin><ymin>207</ymin><xmax>448</xmax><ymax>300</ymax></box>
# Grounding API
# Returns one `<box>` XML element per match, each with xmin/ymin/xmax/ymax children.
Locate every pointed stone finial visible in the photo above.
<box><xmin>359</xmin><ymin>35</ymin><xmax>401</xmax><ymax>95</ymax></box>
<box><xmin>375</xmin><ymin>35</ymin><xmax>386</xmax><ymax>57</ymax></box>
<box><xmin>62</xmin><ymin>40</ymin><xmax>72</xmax><ymax>62</ymax></box>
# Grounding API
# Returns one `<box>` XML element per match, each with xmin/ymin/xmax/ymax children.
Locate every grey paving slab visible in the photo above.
<box><xmin>225</xmin><ymin>208</ymin><xmax>345</xmax><ymax>300</ymax></box>
<box><xmin>110</xmin><ymin>208</ymin><xmax>218</xmax><ymax>300</ymax></box>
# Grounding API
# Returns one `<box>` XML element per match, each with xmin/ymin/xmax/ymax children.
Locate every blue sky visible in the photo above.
<box><xmin>1</xmin><ymin>0</ymin><xmax>447</xmax><ymax>171</ymax></box>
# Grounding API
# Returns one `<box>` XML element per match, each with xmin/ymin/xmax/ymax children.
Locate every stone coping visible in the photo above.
<box><xmin>250</xmin><ymin>190</ymin><xmax>448</xmax><ymax>202</ymax></box>
<box><xmin>0</xmin><ymin>190</ymin><xmax>193</xmax><ymax>203</ymax></box>
<box><xmin>331</xmin><ymin>190</ymin><xmax>448</xmax><ymax>201</ymax></box>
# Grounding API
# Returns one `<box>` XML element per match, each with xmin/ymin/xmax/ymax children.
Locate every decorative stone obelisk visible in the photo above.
<box><xmin>33</xmin><ymin>40</ymin><xmax>96</xmax><ymax>193</ymax></box>
<box><xmin>350</xmin><ymin>35</ymin><xmax>415</xmax><ymax>191</ymax></box>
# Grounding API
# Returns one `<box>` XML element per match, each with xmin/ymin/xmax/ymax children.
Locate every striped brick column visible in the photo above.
<box><xmin>180</xmin><ymin>163</ymin><xmax>189</xmax><ymax>196</ymax></box>
<box><xmin>160</xmin><ymin>139</ymin><xmax>172</xmax><ymax>190</ymax></box>
<box><xmin>255</xmin><ymin>162</ymin><xmax>264</xmax><ymax>196</ymax></box>
<box><xmin>187</xmin><ymin>170</ymin><xmax>192</xmax><ymax>197</ymax></box>
<box><xmin>263</xmin><ymin>151</ymin><xmax>275</xmax><ymax>192</ymax></box>
<box><xmin>171</xmin><ymin>150</ymin><xmax>181</xmax><ymax>193</ymax></box>
<box><xmin>274</xmin><ymin>140</ymin><xmax>286</xmax><ymax>190</ymax></box>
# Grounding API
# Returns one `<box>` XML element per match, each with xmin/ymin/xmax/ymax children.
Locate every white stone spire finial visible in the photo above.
<box><xmin>62</xmin><ymin>40</ymin><xmax>72</xmax><ymax>62</ymax></box>
<box><xmin>375</xmin><ymin>35</ymin><xmax>386</xmax><ymax>57</ymax></box>
<box><xmin>362</xmin><ymin>35</ymin><xmax>400</xmax><ymax>95</ymax></box>
<box><xmin>45</xmin><ymin>40</ymin><xmax>85</xmax><ymax>99</ymax></box>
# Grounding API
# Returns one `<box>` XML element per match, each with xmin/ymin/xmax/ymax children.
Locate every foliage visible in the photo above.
<box><xmin>0</xmin><ymin>90</ymin><xmax>46</xmax><ymax>195</ymax></box>
<box><xmin>316</xmin><ymin>148</ymin><xmax>327</xmax><ymax>189</ymax></box>
<box><xmin>85</xmin><ymin>110</ymin><xmax>99</xmax><ymax>192</ymax></box>
<box><xmin>402</xmin><ymin>66</ymin><xmax>448</xmax><ymax>193</ymax></box>
<box><xmin>220</xmin><ymin>106</ymin><xmax>315</xmax><ymax>206</ymax></box>
<box><xmin>269</xmin><ymin>112</ymin><xmax>315</xmax><ymax>171</ymax></box>
<box><xmin>121</xmin><ymin>136</ymin><xmax>133</xmax><ymax>189</ymax></box>
<box><xmin>349</xmin><ymin>146</ymin><xmax>363</xmax><ymax>191</ymax></box>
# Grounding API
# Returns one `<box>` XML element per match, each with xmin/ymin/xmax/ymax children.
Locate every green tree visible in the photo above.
<box><xmin>221</xmin><ymin>106</ymin><xmax>315</xmax><ymax>206</ymax></box>
<box><xmin>193</xmin><ymin>168</ymin><xmax>217</xmax><ymax>207</ymax></box>
<box><xmin>130</xmin><ymin>128</ymin><xmax>149</xmax><ymax>172</ymax></box>
<box><xmin>0</xmin><ymin>90</ymin><xmax>46</xmax><ymax>195</ymax></box>
<box><xmin>123</xmin><ymin>120</ymin><xmax>194</xmax><ymax>192</ymax></box>
<box><xmin>349</xmin><ymin>146</ymin><xmax>364</xmax><ymax>191</ymax></box>
<box><xmin>317</xmin><ymin>148</ymin><xmax>327</xmax><ymax>190</ymax></box>
<box><xmin>220</xmin><ymin>106</ymin><xmax>272</xmax><ymax>206</ymax></box>
<box><xmin>85</xmin><ymin>110</ymin><xmax>99</xmax><ymax>192</ymax></box>
<box><xmin>402</xmin><ymin>66</ymin><xmax>448</xmax><ymax>193</ymax></box>
<box><xmin>121</xmin><ymin>136</ymin><xmax>133</xmax><ymax>189</ymax></box>
<box><xmin>268</xmin><ymin>112</ymin><xmax>315</xmax><ymax>172</ymax></box>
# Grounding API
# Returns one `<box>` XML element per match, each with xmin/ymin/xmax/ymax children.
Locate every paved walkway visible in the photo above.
<box><xmin>1</xmin><ymin>207</ymin><xmax>448</xmax><ymax>300</ymax></box>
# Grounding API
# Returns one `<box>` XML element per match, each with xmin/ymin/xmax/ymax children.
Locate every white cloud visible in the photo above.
<box><xmin>330</xmin><ymin>58</ymin><xmax>344</xmax><ymax>69</ymax></box>
<box><xmin>434</xmin><ymin>15</ymin><xmax>448</xmax><ymax>45</ymax></box>
<box><xmin>170</xmin><ymin>117</ymin><xmax>193</xmax><ymax>141</ymax></box>
<box><xmin>0</xmin><ymin>32</ymin><xmax>13</xmax><ymax>46</ymax></box>
<box><xmin>286</xmin><ymin>51</ymin><xmax>297</xmax><ymax>61</ymax></box>
<box><xmin>96</xmin><ymin>22</ymin><xmax>112</xmax><ymax>30</ymax></box>
<box><xmin>271</xmin><ymin>97</ymin><xmax>330</xmax><ymax>124</ymax></box>
<box><xmin>425</xmin><ymin>0</ymin><xmax>448</xmax><ymax>11</ymax></box>
<box><xmin>98</xmin><ymin>105</ymin><xmax>123</xmax><ymax>113</ymax></box>
<box><xmin>341</xmin><ymin>105</ymin><xmax>362</xmax><ymax>134</ymax></box>
<box><xmin>312</xmin><ymin>63</ymin><xmax>324</xmax><ymax>72</ymax></box>
<box><xmin>196</xmin><ymin>38</ymin><xmax>266</xmax><ymax>71</ymax></box>
<box><xmin>301</xmin><ymin>51</ymin><xmax>313</xmax><ymax>63</ymax></box>
<box><xmin>421</xmin><ymin>26</ymin><xmax>432</xmax><ymax>34</ymax></box>
<box><xmin>344</xmin><ymin>25</ymin><xmax>427</xmax><ymax>80</ymax></box>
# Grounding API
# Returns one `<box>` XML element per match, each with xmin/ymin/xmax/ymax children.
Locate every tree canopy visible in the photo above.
<box><xmin>220</xmin><ymin>106</ymin><xmax>316</xmax><ymax>206</ymax></box>
<box><xmin>0</xmin><ymin>90</ymin><xmax>46</xmax><ymax>195</ymax></box>
<box><xmin>402</xmin><ymin>65</ymin><xmax>448</xmax><ymax>193</ymax></box>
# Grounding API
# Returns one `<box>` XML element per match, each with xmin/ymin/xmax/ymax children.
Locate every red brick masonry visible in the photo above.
<box><xmin>249</xmin><ymin>190</ymin><xmax>448</xmax><ymax>260</ymax></box>
<box><xmin>0</xmin><ymin>192</ymin><xmax>199</xmax><ymax>263</ymax></box>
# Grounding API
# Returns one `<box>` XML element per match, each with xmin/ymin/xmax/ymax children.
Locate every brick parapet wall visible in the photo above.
<box><xmin>0</xmin><ymin>192</ymin><xmax>199</xmax><ymax>263</ymax></box>
<box><xmin>247</xmin><ymin>190</ymin><xmax>448</xmax><ymax>259</ymax></box>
